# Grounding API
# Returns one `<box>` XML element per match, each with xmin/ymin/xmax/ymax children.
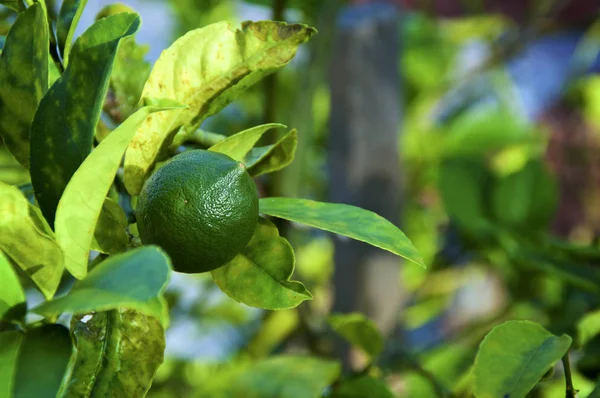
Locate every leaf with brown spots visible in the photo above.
<box><xmin>124</xmin><ymin>20</ymin><xmax>317</xmax><ymax>195</ymax></box>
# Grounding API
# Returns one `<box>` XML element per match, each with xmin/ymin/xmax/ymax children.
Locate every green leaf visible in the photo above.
<box><xmin>245</xmin><ymin>129</ymin><xmax>298</xmax><ymax>176</ymax></box>
<box><xmin>0</xmin><ymin>182</ymin><xmax>63</xmax><ymax>299</ymax></box>
<box><xmin>211</xmin><ymin>217</ymin><xmax>312</xmax><ymax>310</ymax></box>
<box><xmin>0</xmin><ymin>0</ymin><xmax>25</xmax><ymax>12</ymax></box>
<box><xmin>438</xmin><ymin>158</ymin><xmax>492</xmax><ymax>232</ymax></box>
<box><xmin>110</xmin><ymin>36</ymin><xmax>151</xmax><ymax>119</ymax></box>
<box><xmin>259</xmin><ymin>198</ymin><xmax>425</xmax><ymax>268</ymax></box>
<box><xmin>577</xmin><ymin>310</ymin><xmax>600</xmax><ymax>347</ymax></box>
<box><xmin>491</xmin><ymin>159</ymin><xmax>557</xmax><ymax>230</ymax></box>
<box><xmin>328</xmin><ymin>313</ymin><xmax>384</xmax><ymax>360</ymax></box>
<box><xmin>0</xmin><ymin>2</ymin><xmax>48</xmax><ymax>168</ymax></box>
<box><xmin>30</xmin><ymin>12</ymin><xmax>141</xmax><ymax>227</ymax></box>
<box><xmin>0</xmin><ymin>250</ymin><xmax>25</xmax><ymax>322</ymax></box>
<box><xmin>58</xmin><ymin>309</ymin><xmax>165</xmax><ymax>398</ymax></box>
<box><xmin>90</xmin><ymin>198</ymin><xmax>128</xmax><ymax>255</ymax></box>
<box><xmin>0</xmin><ymin>324</ymin><xmax>72</xmax><ymax>398</ymax></box>
<box><xmin>124</xmin><ymin>21</ymin><xmax>317</xmax><ymax>195</ymax></box>
<box><xmin>473</xmin><ymin>320</ymin><xmax>572</xmax><ymax>398</ymax></box>
<box><xmin>53</xmin><ymin>101</ymin><xmax>182</xmax><ymax>279</ymax></box>
<box><xmin>331</xmin><ymin>376</ymin><xmax>394</xmax><ymax>398</ymax></box>
<box><xmin>33</xmin><ymin>246</ymin><xmax>171</xmax><ymax>323</ymax></box>
<box><xmin>209</xmin><ymin>123</ymin><xmax>286</xmax><ymax>161</ymax></box>
<box><xmin>204</xmin><ymin>356</ymin><xmax>340</xmax><ymax>398</ymax></box>
<box><xmin>56</xmin><ymin>0</ymin><xmax>88</xmax><ymax>66</ymax></box>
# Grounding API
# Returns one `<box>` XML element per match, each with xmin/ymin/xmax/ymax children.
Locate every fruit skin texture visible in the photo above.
<box><xmin>136</xmin><ymin>150</ymin><xmax>259</xmax><ymax>273</ymax></box>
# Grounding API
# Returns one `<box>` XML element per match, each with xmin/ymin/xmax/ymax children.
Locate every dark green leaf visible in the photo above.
<box><xmin>328</xmin><ymin>313</ymin><xmax>384</xmax><ymax>360</ymax></box>
<box><xmin>56</xmin><ymin>0</ymin><xmax>88</xmax><ymax>66</ymax></box>
<box><xmin>110</xmin><ymin>37</ymin><xmax>151</xmax><ymax>119</ymax></box>
<box><xmin>0</xmin><ymin>1</ymin><xmax>24</xmax><ymax>12</ymax></box>
<box><xmin>0</xmin><ymin>324</ymin><xmax>72</xmax><ymax>398</ymax></box>
<box><xmin>0</xmin><ymin>2</ymin><xmax>48</xmax><ymax>168</ymax></box>
<box><xmin>124</xmin><ymin>21</ymin><xmax>317</xmax><ymax>195</ymax></box>
<box><xmin>438</xmin><ymin>158</ymin><xmax>492</xmax><ymax>232</ymax></box>
<box><xmin>53</xmin><ymin>101</ymin><xmax>183</xmax><ymax>279</ymax></box>
<box><xmin>211</xmin><ymin>217</ymin><xmax>312</xmax><ymax>310</ymax></box>
<box><xmin>245</xmin><ymin>129</ymin><xmax>297</xmax><ymax>176</ymax></box>
<box><xmin>30</xmin><ymin>12</ymin><xmax>141</xmax><ymax>227</ymax></box>
<box><xmin>90</xmin><ymin>198</ymin><xmax>128</xmax><ymax>255</ymax></box>
<box><xmin>33</xmin><ymin>246</ymin><xmax>171</xmax><ymax>323</ymax></box>
<box><xmin>203</xmin><ymin>356</ymin><xmax>340</xmax><ymax>398</ymax></box>
<box><xmin>260</xmin><ymin>198</ymin><xmax>425</xmax><ymax>268</ymax></box>
<box><xmin>0</xmin><ymin>250</ymin><xmax>25</xmax><ymax>322</ymax></box>
<box><xmin>0</xmin><ymin>182</ymin><xmax>63</xmax><ymax>299</ymax></box>
<box><xmin>58</xmin><ymin>309</ymin><xmax>165</xmax><ymax>397</ymax></box>
<box><xmin>473</xmin><ymin>320</ymin><xmax>572</xmax><ymax>398</ymax></box>
<box><xmin>331</xmin><ymin>376</ymin><xmax>394</xmax><ymax>398</ymax></box>
<box><xmin>209</xmin><ymin>123</ymin><xmax>286</xmax><ymax>161</ymax></box>
<box><xmin>492</xmin><ymin>159</ymin><xmax>557</xmax><ymax>230</ymax></box>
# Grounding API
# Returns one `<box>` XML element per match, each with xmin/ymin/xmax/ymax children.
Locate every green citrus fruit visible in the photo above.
<box><xmin>136</xmin><ymin>150</ymin><xmax>259</xmax><ymax>273</ymax></box>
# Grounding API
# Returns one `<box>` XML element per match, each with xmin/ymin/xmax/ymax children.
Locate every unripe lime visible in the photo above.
<box><xmin>136</xmin><ymin>150</ymin><xmax>259</xmax><ymax>273</ymax></box>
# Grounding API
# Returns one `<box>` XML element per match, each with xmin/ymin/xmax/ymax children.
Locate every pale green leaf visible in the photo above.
<box><xmin>33</xmin><ymin>246</ymin><xmax>171</xmax><ymax>323</ymax></box>
<box><xmin>245</xmin><ymin>129</ymin><xmax>297</xmax><ymax>176</ymax></box>
<box><xmin>211</xmin><ymin>217</ymin><xmax>312</xmax><ymax>310</ymax></box>
<box><xmin>0</xmin><ymin>250</ymin><xmax>25</xmax><ymax>322</ymax></box>
<box><xmin>56</xmin><ymin>0</ymin><xmax>88</xmax><ymax>66</ymax></box>
<box><xmin>124</xmin><ymin>21</ymin><xmax>316</xmax><ymax>195</ymax></box>
<box><xmin>209</xmin><ymin>123</ymin><xmax>285</xmax><ymax>161</ymax></box>
<box><xmin>577</xmin><ymin>310</ymin><xmax>600</xmax><ymax>347</ymax></box>
<box><xmin>54</xmin><ymin>101</ymin><xmax>183</xmax><ymax>279</ymax></box>
<box><xmin>110</xmin><ymin>37</ymin><xmax>151</xmax><ymax>119</ymax></box>
<box><xmin>473</xmin><ymin>320</ymin><xmax>572</xmax><ymax>398</ymax></box>
<box><xmin>30</xmin><ymin>12</ymin><xmax>141</xmax><ymax>227</ymax></box>
<box><xmin>202</xmin><ymin>356</ymin><xmax>340</xmax><ymax>398</ymax></box>
<box><xmin>0</xmin><ymin>325</ymin><xmax>72</xmax><ymax>398</ymax></box>
<box><xmin>260</xmin><ymin>198</ymin><xmax>425</xmax><ymax>268</ymax></box>
<box><xmin>58</xmin><ymin>309</ymin><xmax>164</xmax><ymax>398</ymax></box>
<box><xmin>0</xmin><ymin>182</ymin><xmax>63</xmax><ymax>299</ymax></box>
<box><xmin>328</xmin><ymin>313</ymin><xmax>384</xmax><ymax>360</ymax></box>
<box><xmin>0</xmin><ymin>2</ymin><xmax>48</xmax><ymax>168</ymax></box>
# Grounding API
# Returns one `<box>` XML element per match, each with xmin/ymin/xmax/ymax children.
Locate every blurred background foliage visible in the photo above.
<box><xmin>1</xmin><ymin>0</ymin><xmax>600</xmax><ymax>396</ymax></box>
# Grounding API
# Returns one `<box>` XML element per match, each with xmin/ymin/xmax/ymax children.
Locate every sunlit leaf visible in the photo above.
<box><xmin>33</xmin><ymin>246</ymin><xmax>171</xmax><ymax>323</ymax></box>
<box><xmin>203</xmin><ymin>356</ymin><xmax>340</xmax><ymax>398</ymax></box>
<box><xmin>331</xmin><ymin>376</ymin><xmax>394</xmax><ymax>398</ymax></box>
<box><xmin>260</xmin><ymin>198</ymin><xmax>425</xmax><ymax>267</ymax></box>
<box><xmin>0</xmin><ymin>182</ymin><xmax>63</xmax><ymax>299</ymax></box>
<box><xmin>0</xmin><ymin>250</ymin><xmax>25</xmax><ymax>322</ymax></box>
<box><xmin>209</xmin><ymin>123</ymin><xmax>285</xmax><ymax>161</ymax></box>
<box><xmin>56</xmin><ymin>0</ymin><xmax>88</xmax><ymax>66</ymax></box>
<box><xmin>124</xmin><ymin>21</ymin><xmax>316</xmax><ymax>195</ymax></box>
<box><xmin>0</xmin><ymin>2</ymin><xmax>48</xmax><ymax>168</ymax></box>
<box><xmin>245</xmin><ymin>129</ymin><xmax>297</xmax><ymax>176</ymax></box>
<box><xmin>577</xmin><ymin>310</ymin><xmax>600</xmax><ymax>347</ymax></box>
<box><xmin>59</xmin><ymin>309</ymin><xmax>165</xmax><ymax>397</ymax></box>
<box><xmin>328</xmin><ymin>313</ymin><xmax>384</xmax><ymax>360</ymax></box>
<box><xmin>54</xmin><ymin>101</ymin><xmax>182</xmax><ymax>279</ymax></box>
<box><xmin>30</xmin><ymin>12</ymin><xmax>141</xmax><ymax>227</ymax></box>
<box><xmin>0</xmin><ymin>325</ymin><xmax>72</xmax><ymax>398</ymax></box>
<box><xmin>473</xmin><ymin>320</ymin><xmax>572</xmax><ymax>398</ymax></box>
<box><xmin>90</xmin><ymin>198</ymin><xmax>128</xmax><ymax>255</ymax></box>
<box><xmin>211</xmin><ymin>217</ymin><xmax>312</xmax><ymax>310</ymax></box>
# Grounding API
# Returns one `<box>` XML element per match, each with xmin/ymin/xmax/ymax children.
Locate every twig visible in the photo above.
<box><xmin>562</xmin><ymin>354</ymin><xmax>577</xmax><ymax>398</ymax></box>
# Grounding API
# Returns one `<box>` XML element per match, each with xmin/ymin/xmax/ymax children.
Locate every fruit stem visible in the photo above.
<box><xmin>170</xmin><ymin>127</ymin><xmax>226</xmax><ymax>149</ymax></box>
<box><xmin>562</xmin><ymin>353</ymin><xmax>577</xmax><ymax>398</ymax></box>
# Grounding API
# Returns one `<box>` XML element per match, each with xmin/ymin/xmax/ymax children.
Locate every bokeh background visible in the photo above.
<box><xmin>1</xmin><ymin>0</ymin><xmax>600</xmax><ymax>396</ymax></box>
